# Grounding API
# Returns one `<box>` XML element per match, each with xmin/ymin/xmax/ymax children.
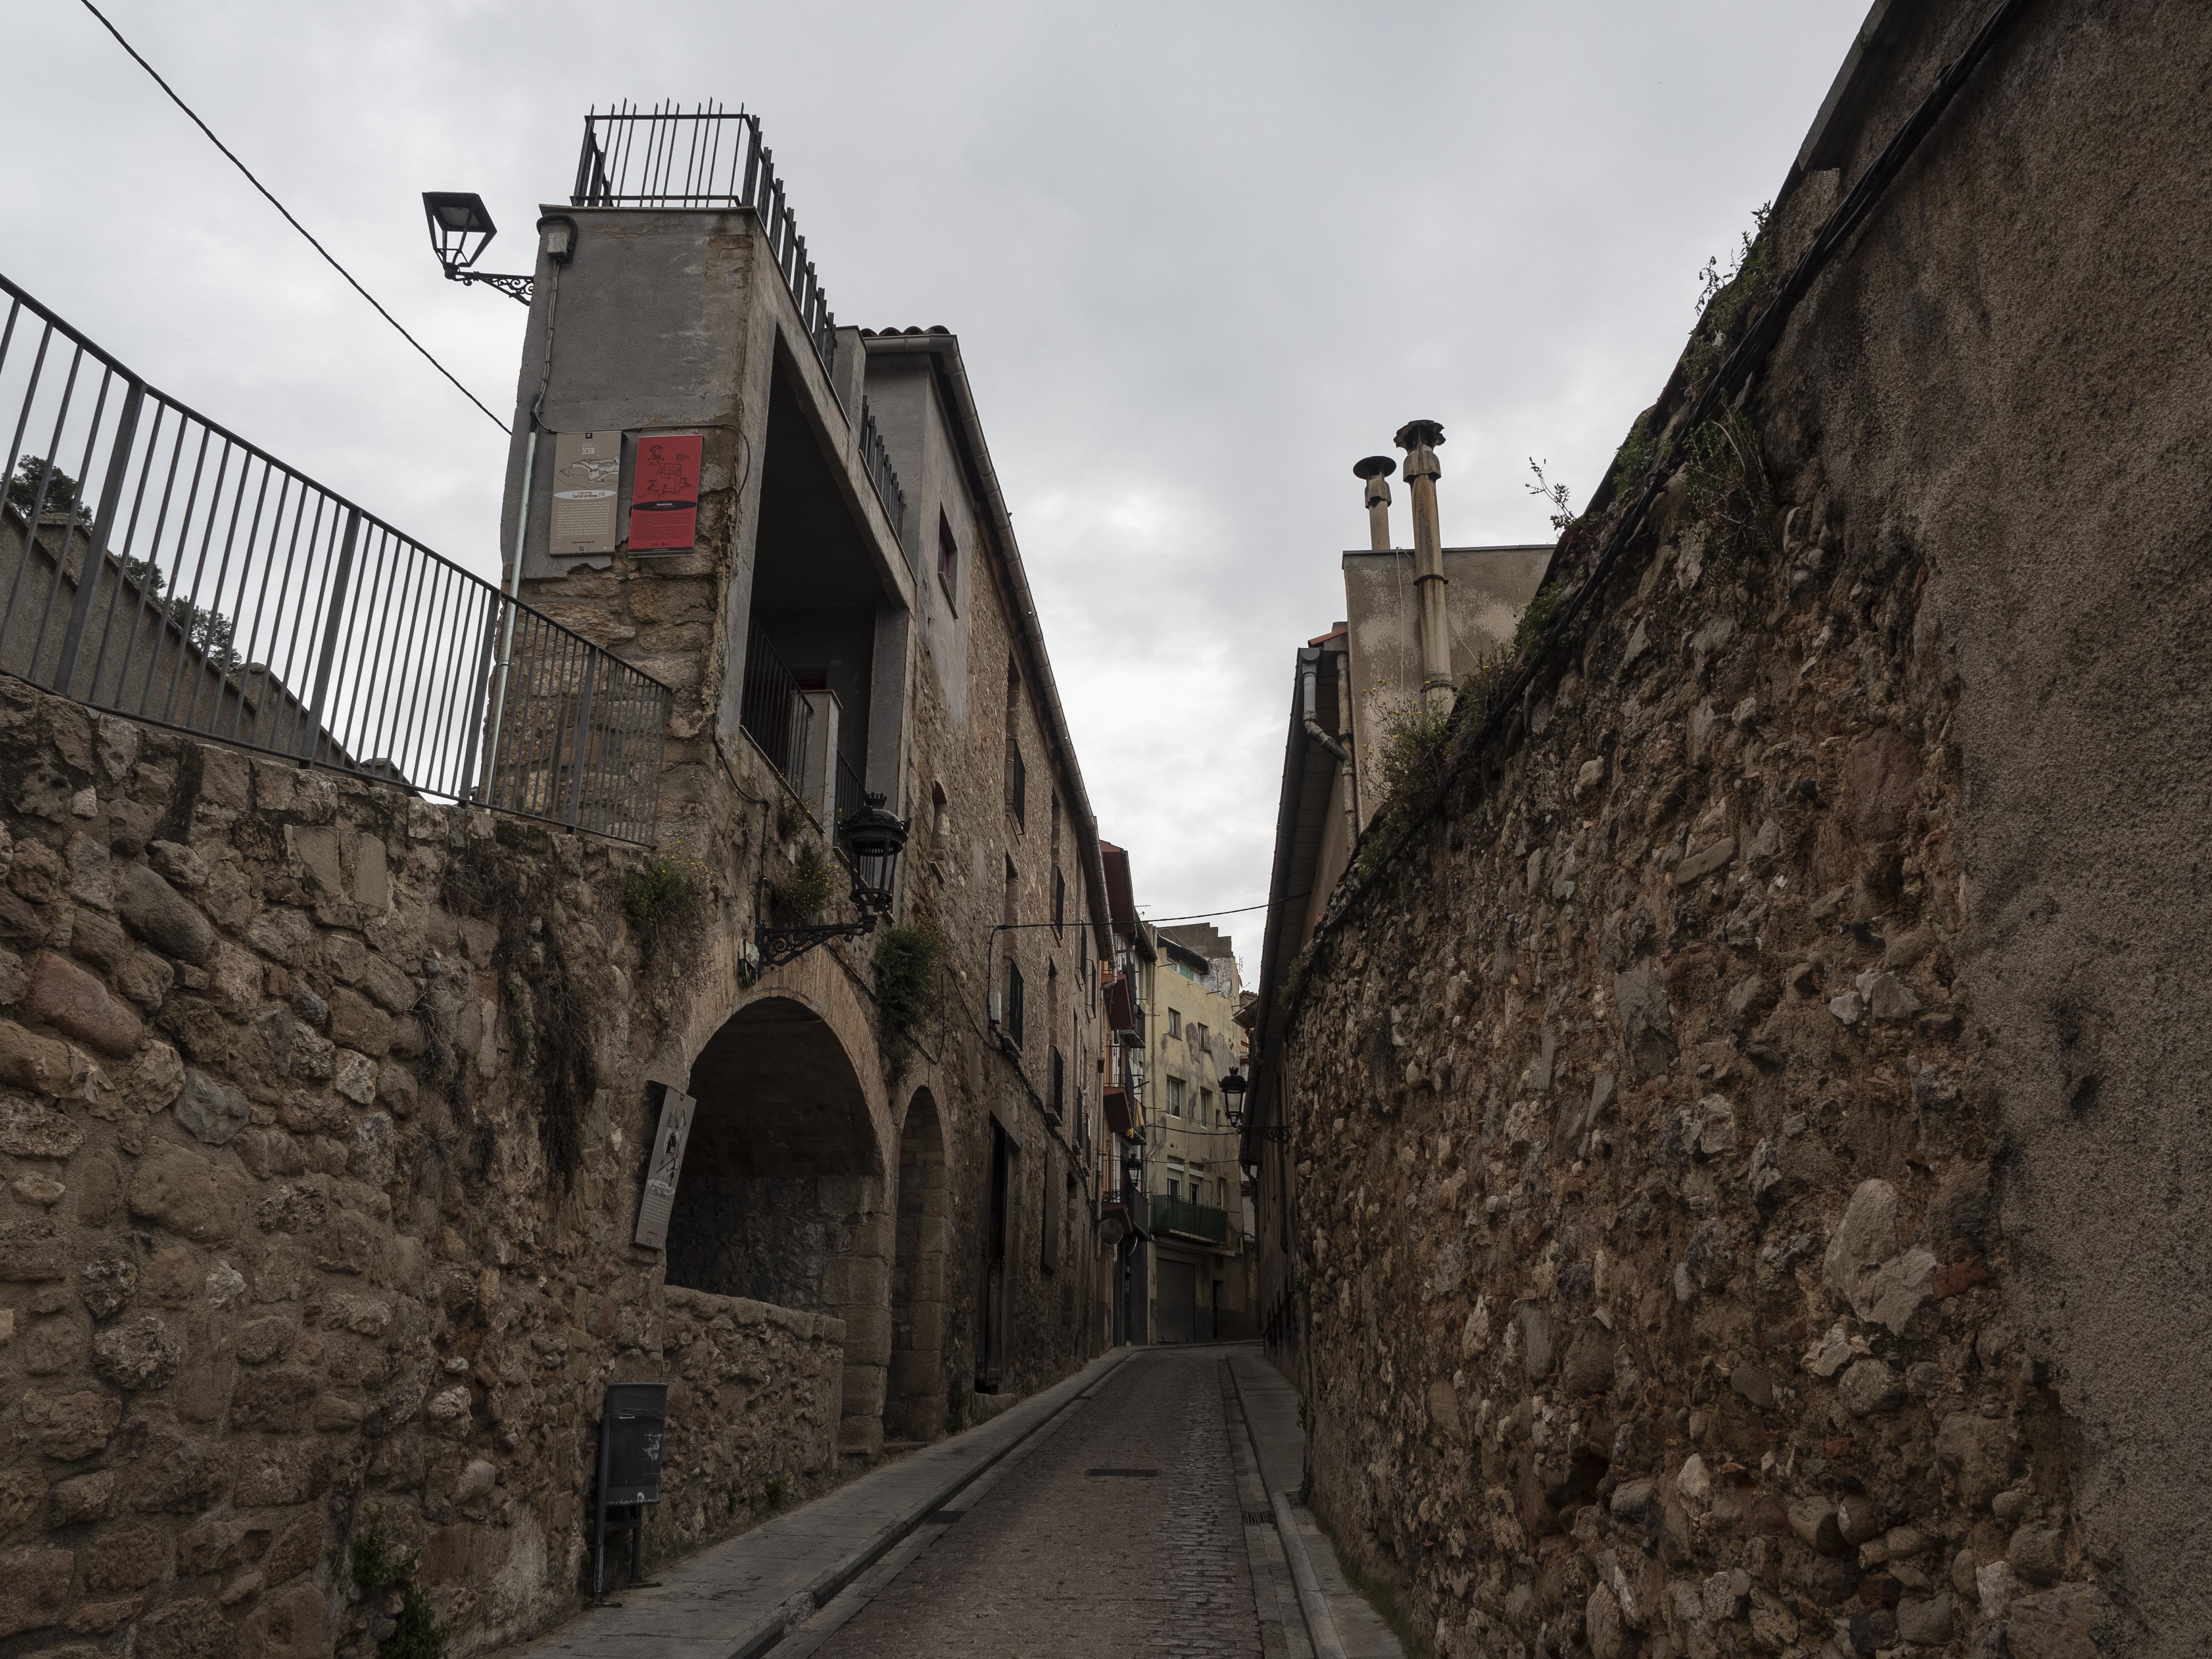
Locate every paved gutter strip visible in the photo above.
<box><xmin>1228</xmin><ymin>1352</ymin><xmax>1405</xmax><ymax>1659</ymax></box>
<box><xmin>1225</xmin><ymin>1359</ymin><xmax>1348</xmax><ymax>1659</ymax></box>
<box><xmin>732</xmin><ymin>1348</ymin><xmax>1133</xmax><ymax>1659</ymax></box>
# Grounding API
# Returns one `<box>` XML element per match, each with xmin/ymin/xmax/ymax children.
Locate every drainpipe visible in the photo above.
<box><xmin>1354</xmin><ymin>455</ymin><xmax>1395</xmax><ymax>552</ymax></box>
<box><xmin>1396</xmin><ymin>419</ymin><xmax>1453</xmax><ymax>712</ymax></box>
<box><xmin>1299</xmin><ymin>647</ymin><xmax>1357</xmax><ymax>852</ymax></box>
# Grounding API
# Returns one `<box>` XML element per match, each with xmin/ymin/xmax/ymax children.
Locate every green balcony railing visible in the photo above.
<box><xmin>1152</xmin><ymin>1193</ymin><xmax>1229</xmax><ymax>1245</ymax></box>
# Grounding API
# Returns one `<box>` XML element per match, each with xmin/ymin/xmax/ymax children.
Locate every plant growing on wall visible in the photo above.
<box><xmin>873</xmin><ymin>915</ymin><xmax>950</xmax><ymax>1066</ymax></box>
<box><xmin>771</xmin><ymin>845</ymin><xmax>836</xmax><ymax>921</ymax></box>
<box><xmin>352</xmin><ymin>1509</ymin><xmax>447</xmax><ymax>1659</ymax></box>
<box><xmin>624</xmin><ymin>850</ymin><xmax>709</xmax><ymax>939</ymax></box>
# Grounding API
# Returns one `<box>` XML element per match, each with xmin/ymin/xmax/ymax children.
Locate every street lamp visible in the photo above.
<box><xmin>1220</xmin><ymin>1068</ymin><xmax>1250</xmax><ymax>1130</ymax></box>
<box><xmin>842</xmin><ymin>793</ymin><xmax>909</xmax><ymax>917</ymax></box>
<box><xmin>752</xmin><ymin>792</ymin><xmax>911</xmax><ymax>972</ymax></box>
<box><xmin>420</xmin><ymin>192</ymin><xmax>537</xmax><ymax>305</ymax></box>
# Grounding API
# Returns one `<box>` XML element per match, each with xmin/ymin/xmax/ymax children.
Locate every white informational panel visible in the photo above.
<box><xmin>550</xmin><ymin>431</ymin><xmax>622</xmax><ymax>555</ymax></box>
<box><xmin>632</xmin><ymin>1081</ymin><xmax>697</xmax><ymax>1250</ymax></box>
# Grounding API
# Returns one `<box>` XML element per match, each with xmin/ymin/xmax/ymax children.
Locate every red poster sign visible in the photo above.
<box><xmin>628</xmin><ymin>434</ymin><xmax>702</xmax><ymax>551</ymax></box>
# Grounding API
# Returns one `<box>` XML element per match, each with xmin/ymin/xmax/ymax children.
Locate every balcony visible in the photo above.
<box><xmin>1151</xmin><ymin>1193</ymin><xmax>1228</xmax><ymax>1246</ymax></box>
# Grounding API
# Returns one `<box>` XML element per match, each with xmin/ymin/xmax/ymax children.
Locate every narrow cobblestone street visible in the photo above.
<box><xmin>807</xmin><ymin>1350</ymin><xmax>1274</xmax><ymax>1659</ymax></box>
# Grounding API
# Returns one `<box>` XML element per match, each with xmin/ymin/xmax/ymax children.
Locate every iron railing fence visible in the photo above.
<box><xmin>737</xmin><ymin>621</ymin><xmax>810</xmax><ymax>786</ymax></box>
<box><xmin>0</xmin><ymin>272</ymin><xmax>669</xmax><ymax>843</ymax></box>
<box><xmin>1151</xmin><ymin>1193</ymin><xmax>1230</xmax><ymax>1245</ymax></box>
<box><xmin>573</xmin><ymin>103</ymin><xmax>839</xmax><ymax>380</ymax></box>
<box><xmin>857</xmin><ymin>399</ymin><xmax>906</xmax><ymax>552</ymax></box>
<box><xmin>833</xmin><ymin>749</ymin><xmax>865</xmax><ymax>834</ymax></box>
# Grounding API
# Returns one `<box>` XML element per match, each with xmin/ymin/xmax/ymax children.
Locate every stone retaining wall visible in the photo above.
<box><xmin>1276</xmin><ymin>4</ymin><xmax>2206</xmax><ymax>1655</ymax></box>
<box><xmin>0</xmin><ymin>677</ymin><xmax>854</xmax><ymax>1657</ymax></box>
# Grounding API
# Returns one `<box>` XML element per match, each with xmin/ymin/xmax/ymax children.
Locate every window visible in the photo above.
<box><xmin>1005</xmin><ymin>959</ymin><xmax>1026</xmax><ymax>1045</ymax></box>
<box><xmin>1200</xmin><ymin>1088</ymin><xmax>1214</xmax><ymax>1124</ymax></box>
<box><xmin>930</xmin><ymin>781</ymin><xmax>949</xmax><ymax>842</ymax></box>
<box><xmin>1051</xmin><ymin>866</ymin><xmax>1066</xmax><ymax>938</ymax></box>
<box><xmin>1168</xmin><ymin>1008</ymin><xmax>1182</xmax><ymax>1038</ymax></box>
<box><xmin>1050</xmin><ymin>1047</ymin><xmax>1065</xmax><ymax>1119</ymax></box>
<box><xmin>1166</xmin><ymin>1077</ymin><xmax>1184</xmax><ymax>1117</ymax></box>
<box><xmin>937</xmin><ymin>510</ymin><xmax>960</xmax><ymax>611</ymax></box>
<box><xmin>1005</xmin><ymin>736</ymin><xmax>1026</xmax><ymax>828</ymax></box>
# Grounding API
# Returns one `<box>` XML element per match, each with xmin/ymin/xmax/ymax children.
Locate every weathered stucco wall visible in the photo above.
<box><xmin>1276</xmin><ymin>4</ymin><xmax>2208</xmax><ymax>1657</ymax></box>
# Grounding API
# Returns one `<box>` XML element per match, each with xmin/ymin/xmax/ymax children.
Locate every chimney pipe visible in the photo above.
<box><xmin>1395</xmin><ymin>419</ymin><xmax>1453</xmax><ymax>712</ymax></box>
<box><xmin>1353</xmin><ymin>455</ymin><xmax>1396</xmax><ymax>553</ymax></box>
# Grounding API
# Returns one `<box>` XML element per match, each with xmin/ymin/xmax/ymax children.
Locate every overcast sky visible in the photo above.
<box><xmin>9</xmin><ymin>0</ymin><xmax>1869</xmax><ymax>967</ymax></box>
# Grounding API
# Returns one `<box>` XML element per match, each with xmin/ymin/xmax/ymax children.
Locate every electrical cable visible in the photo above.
<box><xmin>1137</xmin><ymin>901</ymin><xmax>1269</xmax><ymax>923</ymax></box>
<box><xmin>74</xmin><ymin>0</ymin><xmax>510</xmax><ymax>434</ymax></box>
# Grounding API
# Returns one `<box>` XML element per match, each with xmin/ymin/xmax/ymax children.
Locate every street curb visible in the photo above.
<box><xmin>726</xmin><ymin>1347</ymin><xmax>1134</xmax><ymax>1659</ymax></box>
<box><xmin>1227</xmin><ymin>1359</ymin><xmax>1349</xmax><ymax>1659</ymax></box>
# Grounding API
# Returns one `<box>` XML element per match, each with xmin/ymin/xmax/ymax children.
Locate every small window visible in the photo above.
<box><xmin>1166</xmin><ymin>1077</ymin><xmax>1184</xmax><ymax>1117</ymax></box>
<box><xmin>1005</xmin><ymin>736</ymin><xmax>1027</xmax><ymax>829</ymax></box>
<box><xmin>1167</xmin><ymin>1008</ymin><xmax>1181</xmax><ymax>1038</ymax></box>
<box><xmin>1052</xmin><ymin>867</ymin><xmax>1066</xmax><ymax>938</ymax></box>
<box><xmin>1200</xmin><ymin>1088</ymin><xmax>1214</xmax><ymax>1124</ymax></box>
<box><xmin>937</xmin><ymin>510</ymin><xmax>960</xmax><ymax>611</ymax></box>
<box><xmin>1006</xmin><ymin>959</ymin><xmax>1026</xmax><ymax>1045</ymax></box>
<box><xmin>1050</xmin><ymin>1047</ymin><xmax>1065</xmax><ymax>1118</ymax></box>
<box><xmin>931</xmin><ymin>781</ymin><xmax>949</xmax><ymax>842</ymax></box>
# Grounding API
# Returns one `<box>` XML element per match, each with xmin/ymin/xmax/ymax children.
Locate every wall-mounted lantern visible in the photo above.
<box><xmin>1220</xmin><ymin>1067</ymin><xmax>1250</xmax><ymax>1129</ymax></box>
<box><xmin>753</xmin><ymin>792</ymin><xmax>911</xmax><ymax>972</ymax></box>
<box><xmin>420</xmin><ymin>191</ymin><xmax>536</xmax><ymax>305</ymax></box>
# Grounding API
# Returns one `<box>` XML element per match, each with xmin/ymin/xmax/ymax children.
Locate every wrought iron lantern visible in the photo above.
<box><xmin>420</xmin><ymin>192</ymin><xmax>536</xmax><ymax>305</ymax></box>
<box><xmin>1220</xmin><ymin>1068</ymin><xmax>1250</xmax><ymax>1130</ymax></box>
<box><xmin>842</xmin><ymin>792</ymin><xmax>909</xmax><ymax>916</ymax></box>
<box><xmin>752</xmin><ymin>792</ymin><xmax>911</xmax><ymax>972</ymax></box>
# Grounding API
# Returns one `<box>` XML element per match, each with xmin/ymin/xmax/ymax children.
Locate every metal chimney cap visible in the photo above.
<box><xmin>1394</xmin><ymin>420</ymin><xmax>1445</xmax><ymax>450</ymax></box>
<box><xmin>1352</xmin><ymin>455</ymin><xmax>1397</xmax><ymax>481</ymax></box>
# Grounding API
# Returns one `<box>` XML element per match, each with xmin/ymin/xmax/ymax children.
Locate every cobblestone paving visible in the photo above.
<box><xmin>814</xmin><ymin>1349</ymin><xmax>1266</xmax><ymax>1658</ymax></box>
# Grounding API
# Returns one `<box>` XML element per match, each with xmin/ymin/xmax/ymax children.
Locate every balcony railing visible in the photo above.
<box><xmin>1152</xmin><ymin>1193</ymin><xmax>1229</xmax><ymax>1245</ymax></box>
<box><xmin>738</xmin><ymin>621</ymin><xmax>810</xmax><ymax>786</ymax></box>
<box><xmin>858</xmin><ymin>399</ymin><xmax>906</xmax><ymax>552</ymax></box>
<box><xmin>0</xmin><ymin>272</ymin><xmax>667</xmax><ymax>842</ymax></box>
<box><xmin>573</xmin><ymin>103</ymin><xmax>839</xmax><ymax>380</ymax></box>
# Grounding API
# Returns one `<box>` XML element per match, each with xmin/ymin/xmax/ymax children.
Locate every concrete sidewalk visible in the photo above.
<box><xmin>1227</xmin><ymin>1349</ymin><xmax>1406</xmax><ymax>1659</ymax></box>
<box><xmin>502</xmin><ymin>1349</ymin><xmax>1132</xmax><ymax>1659</ymax></box>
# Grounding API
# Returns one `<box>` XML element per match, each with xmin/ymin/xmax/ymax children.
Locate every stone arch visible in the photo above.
<box><xmin>665</xmin><ymin>993</ymin><xmax>892</xmax><ymax>1455</ymax></box>
<box><xmin>886</xmin><ymin>1087</ymin><xmax>950</xmax><ymax>1442</ymax></box>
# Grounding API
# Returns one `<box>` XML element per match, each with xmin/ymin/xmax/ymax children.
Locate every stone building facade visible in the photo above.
<box><xmin>1251</xmin><ymin>3</ymin><xmax>2209</xmax><ymax>1657</ymax></box>
<box><xmin>0</xmin><ymin>115</ymin><xmax>1115</xmax><ymax>1658</ymax></box>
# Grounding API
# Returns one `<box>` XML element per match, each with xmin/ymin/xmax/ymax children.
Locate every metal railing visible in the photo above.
<box><xmin>1151</xmin><ymin>1193</ymin><xmax>1230</xmax><ymax>1245</ymax></box>
<box><xmin>0</xmin><ymin>273</ymin><xmax>668</xmax><ymax>842</ymax></box>
<box><xmin>573</xmin><ymin>103</ymin><xmax>839</xmax><ymax>380</ymax></box>
<box><xmin>738</xmin><ymin>621</ymin><xmax>810</xmax><ymax>785</ymax></box>
<box><xmin>858</xmin><ymin>399</ymin><xmax>906</xmax><ymax>551</ymax></box>
<box><xmin>833</xmin><ymin>748</ymin><xmax>865</xmax><ymax>831</ymax></box>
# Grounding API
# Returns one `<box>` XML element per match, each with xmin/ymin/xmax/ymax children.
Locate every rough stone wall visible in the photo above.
<box><xmin>653</xmin><ymin>1287</ymin><xmax>843</xmax><ymax>1553</ymax></box>
<box><xmin>0</xmin><ymin>679</ymin><xmax>843</xmax><ymax>1658</ymax></box>
<box><xmin>897</xmin><ymin>515</ymin><xmax>1105</xmax><ymax>1403</ymax></box>
<box><xmin>1276</xmin><ymin>5</ymin><xmax>2206</xmax><ymax>1657</ymax></box>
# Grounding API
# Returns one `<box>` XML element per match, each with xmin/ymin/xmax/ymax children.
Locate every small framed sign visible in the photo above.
<box><xmin>550</xmin><ymin>432</ymin><xmax>621</xmax><ymax>555</ymax></box>
<box><xmin>627</xmin><ymin>432</ymin><xmax>702</xmax><ymax>552</ymax></box>
<box><xmin>632</xmin><ymin>1081</ymin><xmax>697</xmax><ymax>1249</ymax></box>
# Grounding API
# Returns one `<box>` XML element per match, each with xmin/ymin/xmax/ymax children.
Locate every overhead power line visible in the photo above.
<box><xmin>75</xmin><ymin>0</ymin><xmax>510</xmax><ymax>433</ymax></box>
<box><xmin>1138</xmin><ymin>902</ymin><xmax>1269</xmax><ymax>923</ymax></box>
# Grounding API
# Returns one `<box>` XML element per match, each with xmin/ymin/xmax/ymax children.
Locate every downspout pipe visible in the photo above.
<box><xmin>1299</xmin><ymin>646</ymin><xmax>1358</xmax><ymax>851</ymax></box>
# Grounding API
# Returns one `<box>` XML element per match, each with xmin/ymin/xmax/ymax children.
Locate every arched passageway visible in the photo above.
<box><xmin>666</xmin><ymin>996</ymin><xmax>890</xmax><ymax>1455</ymax></box>
<box><xmin>885</xmin><ymin>1089</ymin><xmax>950</xmax><ymax>1442</ymax></box>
